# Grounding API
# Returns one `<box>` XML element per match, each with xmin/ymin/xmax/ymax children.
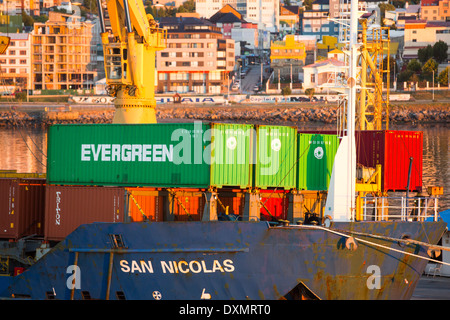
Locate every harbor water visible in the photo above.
<box><xmin>0</xmin><ymin>121</ymin><xmax>449</xmax><ymax>212</ymax></box>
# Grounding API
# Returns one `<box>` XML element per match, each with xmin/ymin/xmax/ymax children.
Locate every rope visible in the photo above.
<box><xmin>291</xmin><ymin>224</ymin><xmax>450</xmax><ymax>267</ymax></box>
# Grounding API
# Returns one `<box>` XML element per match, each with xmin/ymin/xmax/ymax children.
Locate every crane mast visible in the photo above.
<box><xmin>96</xmin><ymin>0</ymin><xmax>167</xmax><ymax>124</ymax></box>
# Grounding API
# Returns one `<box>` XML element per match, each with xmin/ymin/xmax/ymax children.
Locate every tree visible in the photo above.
<box><xmin>438</xmin><ymin>67</ymin><xmax>449</xmax><ymax>86</ymax></box>
<box><xmin>406</xmin><ymin>59</ymin><xmax>421</xmax><ymax>73</ymax></box>
<box><xmin>378</xmin><ymin>3</ymin><xmax>395</xmax><ymax>21</ymax></box>
<box><xmin>418</xmin><ymin>45</ymin><xmax>433</xmax><ymax>64</ymax></box>
<box><xmin>433</xmin><ymin>40</ymin><xmax>449</xmax><ymax>63</ymax></box>
<box><xmin>305</xmin><ymin>88</ymin><xmax>315</xmax><ymax>102</ymax></box>
<box><xmin>421</xmin><ymin>58</ymin><xmax>438</xmax><ymax>81</ymax></box>
<box><xmin>83</xmin><ymin>0</ymin><xmax>98</xmax><ymax>14</ymax></box>
<box><xmin>22</xmin><ymin>12</ymin><xmax>34</xmax><ymax>27</ymax></box>
<box><xmin>281</xmin><ymin>87</ymin><xmax>291</xmax><ymax>102</ymax></box>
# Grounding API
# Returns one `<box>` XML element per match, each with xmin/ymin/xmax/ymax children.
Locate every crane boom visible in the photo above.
<box><xmin>97</xmin><ymin>0</ymin><xmax>167</xmax><ymax>124</ymax></box>
<box><xmin>0</xmin><ymin>36</ymin><xmax>10</xmax><ymax>55</ymax></box>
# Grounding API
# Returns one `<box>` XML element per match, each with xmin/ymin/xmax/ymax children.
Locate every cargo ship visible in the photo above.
<box><xmin>0</xmin><ymin>0</ymin><xmax>447</xmax><ymax>300</ymax></box>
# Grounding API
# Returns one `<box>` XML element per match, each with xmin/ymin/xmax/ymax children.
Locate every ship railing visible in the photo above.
<box><xmin>361</xmin><ymin>195</ymin><xmax>439</xmax><ymax>222</ymax></box>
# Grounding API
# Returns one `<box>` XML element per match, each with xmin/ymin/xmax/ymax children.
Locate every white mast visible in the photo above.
<box><xmin>324</xmin><ymin>0</ymin><xmax>359</xmax><ymax>222</ymax></box>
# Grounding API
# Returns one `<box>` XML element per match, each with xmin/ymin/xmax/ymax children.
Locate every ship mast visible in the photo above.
<box><xmin>324</xmin><ymin>0</ymin><xmax>359</xmax><ymax>221</ymax></box>
<box><xmin>346</xmin><ymin>0</ymin><xmax>358</xmax><ymax>221</ymax></box>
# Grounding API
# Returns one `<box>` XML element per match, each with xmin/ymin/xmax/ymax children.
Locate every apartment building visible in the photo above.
<box><xmin>195</xmin><ymin>0</ymin><xmax>279</xmax><ymax>32</ymax></box>
<box><xmin>209</xmin><ymin>5</ymin><xmax>270</xmax><ymax>55</ymax></box>
<box><xmin>0</xmin><ymin>0</ymin><xmax>39</xmax><ymax>15</ymax></box>
<box><xmin>420</xmin><ymin>0</ymin><xmax>450</xmax><ymax>21</ymax></box>
<box><xmin>0</xmin><ymin>33</ymin><xmax>32</xmax><ymax>90</ymax></box>
<box><xmin>270</xmin><ymin>35</ymin><xmax>313</xmax><ymax>81</ymax></box>
<box><xmin>421</xmin><ymin>0</ymin><xmax>440</xmax><ymax>21</ymax></box>
<box><xmin>156</xmin><ymin>17</ymin><xmax>235</xmax><ymax>94</ymax></box>
<box><xmin>279</xmin><ymin>6</ymin><xmax>300</xmax><ymax>34</ymax></box>
<box><xmin>31</xmin><ymin>12</ymin><xmax>97</xmax><ymax>91</ymax></box>
<box><xmin>403</xmin><ymin>19</ymin><xmax>450</xmax><ymax>60</ymax></box>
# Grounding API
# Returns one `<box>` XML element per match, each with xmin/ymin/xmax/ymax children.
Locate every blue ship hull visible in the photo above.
<box><xmin>0</xmin><ymin>220</ymin><xmax>446</xmax><ymax>300</ymax></box>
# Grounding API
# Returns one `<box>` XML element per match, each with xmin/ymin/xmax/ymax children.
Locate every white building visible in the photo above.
<box><xmin>302</xmin><ymin>58</ymin><xmax>346</xmax><ymax>90</ymax></box>
<box><xmin>0</xmin><ymin>33</ymin><xmax>32</xmax><ymax>91</ymax></box>
<box><xmin>195</xmin><ymin>0</ymin><xmax>280</xmax><ymax>32</ymax></box>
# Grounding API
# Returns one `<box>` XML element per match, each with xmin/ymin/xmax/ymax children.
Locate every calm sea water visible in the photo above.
<box><xmin>1</xmin><ymin>122</ymin><xmax>449</xmax><ymax>211</ymax></box>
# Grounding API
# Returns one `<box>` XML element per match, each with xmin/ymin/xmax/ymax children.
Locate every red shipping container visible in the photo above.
<box><xmin>356</xmin><ymin>130</ymin><xmax>423</xmax><ymax>192</ymax></box>
<box><xmin>45</xmin><ymin>185</ymin><xmax>125</xmax><ymax>241</ymax></box>
<box><xmin>260</xmin><ymin>190</ymin><xmax>289</xmax><ymax>221</ymax></box>
<box><xmin>126</xmin><ymin>188</ymin><xmax>164</xmax><ymax>222</ymax></box>
<box><xmin>0</xmin><ymin>178</ymin><xmax>46</xmax><ymax>239</ymax></box>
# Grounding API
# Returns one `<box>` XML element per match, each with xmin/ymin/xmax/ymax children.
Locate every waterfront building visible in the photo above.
<box><xmin>0</xmin><ymin>33</ymin><xmax>32</xmax><ymax>91</ymax></box>
<box><xmin>209</xmin><ymin>5</ymin><xmax>270</xmax><ymax>57</ymax></box>
<box><xmin>195</xmin><ymin>0</ymin><xmax>279</xmax><ymax>32</ymax></box>
<box><xmin>385</xmin><ymin>2</ymin><xmax>421</xmax><ymax>29</ymax></box>
<box><xmin>421</xmin><ymin>0</ymin><xmax>440</xmax><ymax>21</ymax></box>
<box><xmin>31</xmin><ymin>11</ymin><xmax>97</xmax><ymax>91</ymax></box>
<box><xmin>156</xmin><ymin>16</ymin><xmax>235</xmax><ymax>94</ymax></box>
<box><xmin>0</xmin><ymin>0</ymin><xmax>39</xmax><ymax>16</ymax></box>
<box><xmin>301</xmin><ymin>0</ymin><xmax>332</xmax><ymax>41</ymax></box>
<box><xmin>270</xmin><ymin>34</ymin><xmax>314</xmax><ymax>82</ymax></box>
<box><xmin>302</xmin><ymin>58</ymin><xmax>346</xmax><ymax>90</ymax></box>
<box><xmin>403</xmin><ymin>20</ymin><xmax>450</xmax><ymax>61</ymax></box>
<box><xmin>279</xmin><ymin>6</ymin><xmax>300</xmax><ymax>34</ymax></box>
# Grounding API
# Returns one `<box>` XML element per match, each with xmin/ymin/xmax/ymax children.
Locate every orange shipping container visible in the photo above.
<box><xmin>167</xmin><ymin>191</ymin><xmax>205</xmax><ymax>221</ymax></box>
<box><xmin>126</xmin><ymin>188</ymin><xmax>164</xmax><ymax>222</ymax></box>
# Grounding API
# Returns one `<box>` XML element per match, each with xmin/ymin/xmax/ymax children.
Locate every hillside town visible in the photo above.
<box><xmin>0</xmin><ymin>0</ymin><xmax>449</xmax><ymax>100</ymax></box>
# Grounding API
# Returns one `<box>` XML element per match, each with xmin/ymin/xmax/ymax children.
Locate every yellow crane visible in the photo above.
<box><xmin>0</xmin><ymin>36</ymin><xmax>10</xmax><ymax>55</ymax></box>
<box><xmin>96</xmin><ymin>0</ymin><xmax>167</xmax><ymax>124</ymax></box>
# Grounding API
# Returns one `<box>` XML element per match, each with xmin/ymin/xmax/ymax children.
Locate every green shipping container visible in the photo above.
<box><xmin>254</xmin><ymin>125</ymin><xmax>297</xmax><ymax>190</ymax></box>
<box><xmin>210</xmin><ymin>123</ymin><xmax>254</xmax><ymax>188</ymax></box>
<box><xmin>297</xmin><ymin>133</ymin><xmax>339</xmax><ymax>191</ymax></box>
<box><xmin>47</xmin><ymin>123</ymin><xmax>255</xmax><ymax>188</ymax></box>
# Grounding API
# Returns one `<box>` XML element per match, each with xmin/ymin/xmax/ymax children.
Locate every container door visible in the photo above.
<box><xmin>297</xmin><ymin>133</ymin><xmax>339</xmax><ymax>190</ymax></box>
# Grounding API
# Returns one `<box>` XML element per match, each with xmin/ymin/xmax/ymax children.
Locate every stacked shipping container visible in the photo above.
<box><xmin>0</xmin><ymin>124</ymin><xmax>424</xmax><ymax>244</ymax></box>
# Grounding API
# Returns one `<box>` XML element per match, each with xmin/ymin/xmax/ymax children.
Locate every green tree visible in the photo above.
<box><xmin>305</xmin><ymin>88</ymin><xmax>315</xmax><ymax>101</ymax></box>
<box><xmin>418</xmin><ymin>45</ymin><xmax>433</xmax><ymax>64</ymax></box>
<box><xmin>406</xmin><ymin>59</ymin><xmax>421</xmax><ymax>72</ymax></box>
<box><xmin>421</xmin><ymin>58</ymin><xmax>438</xmax><ymax>81</ymax></box>
<box><xmin>433</xmin><ymin>40</ymin><xmax>449</xmax><ymax>63</ymax></box>
<box><xmin>378</xmin><ymin>3</ymin><xmax>395</xmax><ymax>21</ymax></box>
<box><xmin>438</xmin><ymin>67</ymin><xmax>449</xmax><ymax>86</ymax></box>
<box><xmin>281</xmin><ymin>86</ymin><xmax>291</xmax><ymax>102</ymax></box>
<box><xmin>83</xmin><ymin>0</ymin><xmax>98</xmax><ymax>13</ymax></box>
<box><xmin>398</xmin><ymin>70</ymin><xmax>413</xmax><ymax>82</ymax></box>
<box><xmin>22</xmin><ymin>12</ymin><xmax>34</xmax><ymax>27</ymax></box>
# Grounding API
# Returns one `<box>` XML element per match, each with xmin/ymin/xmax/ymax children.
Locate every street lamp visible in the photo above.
<box><xmin>239</xmin><ymin>65</ymin><xmax>241</xmax><ymax>94</ymax></box>
<box><xmin>432</xmin><ymin>69</ymin><xmax>434</xmax><ymax>101</ymax></box>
